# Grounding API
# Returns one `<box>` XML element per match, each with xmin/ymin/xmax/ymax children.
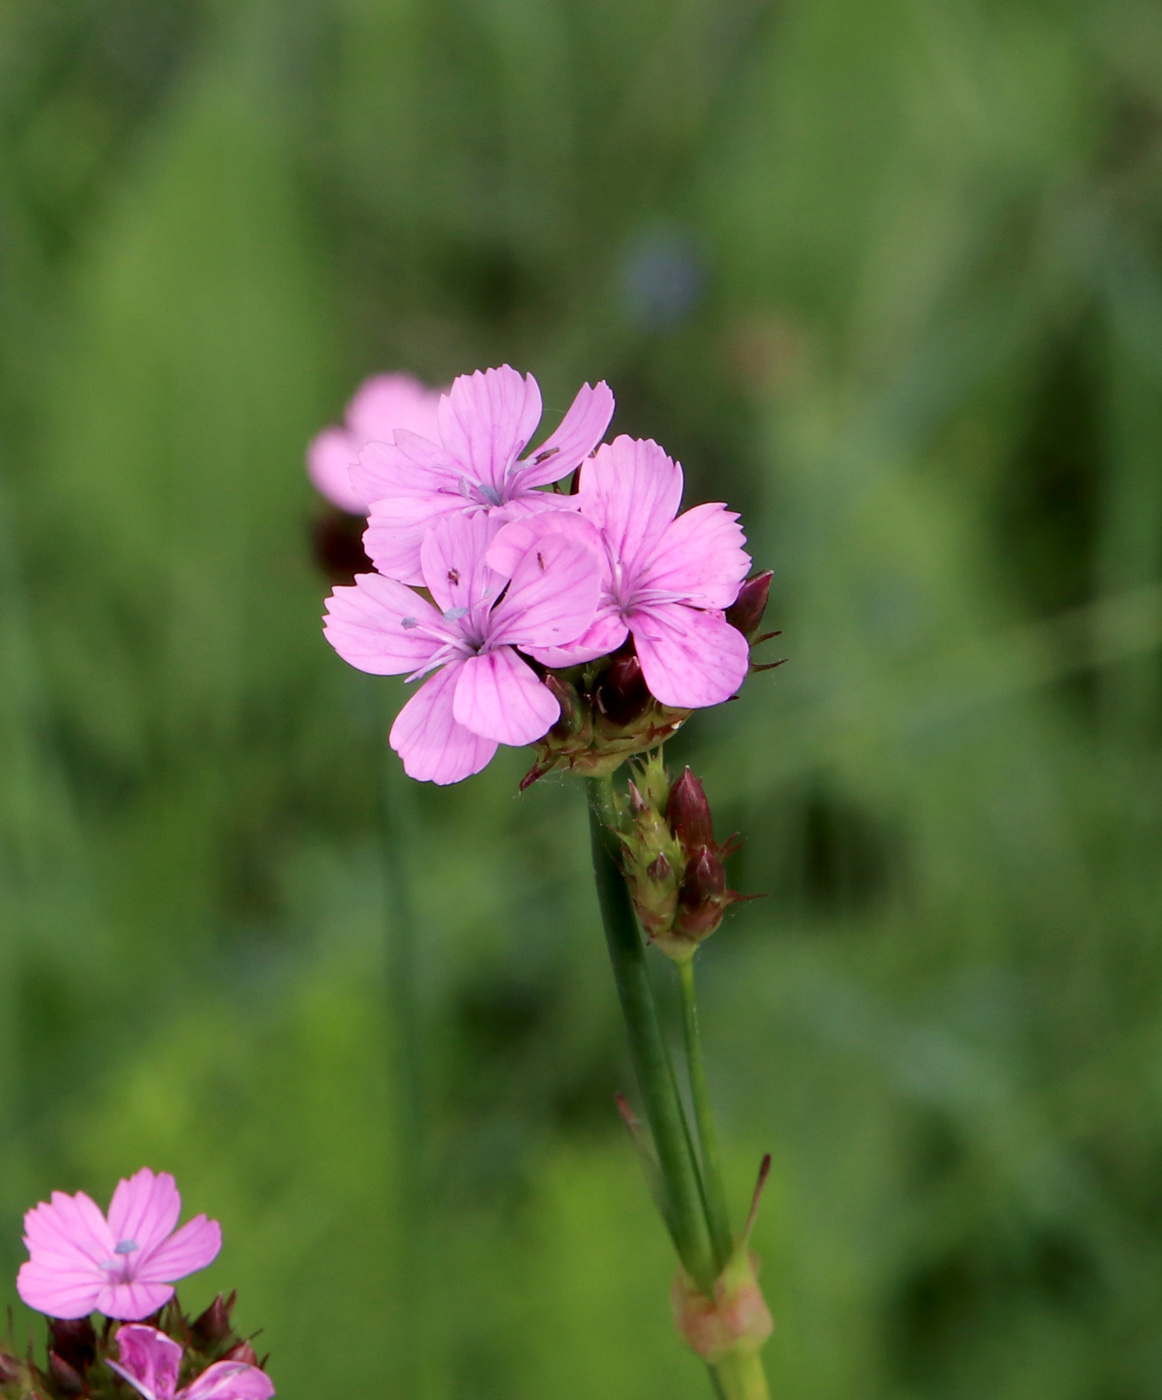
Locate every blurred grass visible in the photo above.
<box><xmin>3</xmin><ymin>1</ymin><xmax>1162</xmax><ymax>1397</ymax></box>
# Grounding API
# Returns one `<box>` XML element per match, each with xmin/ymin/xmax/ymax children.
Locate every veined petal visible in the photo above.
<box><xmin>420</xmin><ymin>512</ymin><xmax>506</xmax><ymax>615</ymax></box>
<box><xmin>512</xmin><ymin>380</ymin><xmax>615</xmax><ymax>489</ymax></box>
<box><xmin>486</xmin><ymin>531</ymin><xmax>601</xmax><ymax>650</ymax></box>
<box><xmin>346</xmin><ymin>373</ymin><xmax>443</xmax><ymax>443</ymax></box>
<box><xmin>630</xmin><ymin>605</ymin><xmax>751</xmax><ymax>708</ymax></box>
<box><xmin>363</xmin><ymin>493</ymin><xmax>467</xmax><ymax>587</ymax></box>
<box><xmin>522</xmin><ymin>610</ymin><xmax>629</xmax><ymax>669</ymax></box>
<box><xmin>16</xmin><ymin>1262</ymin><xmax>102</xmax><ymax>1319</ymax></box>
<box><xmin>390</xmin><ymin>664</ymin><xmax>498</xmax><ymax>784</ymax></box>
<box><xmin>453</xmin><ymin>648</ymin><xmax>559</xmax><ymax>745</ymax></box>
<box><xmin>486</xmin><ymin>508</ymin><xmax>604</xmax><ymax>582</ymax></box>
<box><xmin>638</xmin><ymin>501</ymin><xmax>750</xmax><ymax>609</ymax></box>
<box><xmin>136</xmin><ymin>1216</ymin><xmax>221</xmax><ymax>1284</ymax></box>
<box><xmin>324</xmin><ymin>575</ymin><xmax>449</xmax><ymax>676</ymax></box>
<box><xmin>577</xmin><ymin>437</ymin><xmax>683</xmax><ymax>577</ymax></box>
<box><xmin>306</xmin><ymin>428</ymin><xmax>366</xmax><ymax>514</ymax></box>
<box><xmin>438</xmin><ymin>366</ymin><xmax>543</xmax><ymax>494</ymax></box>
<box><xmin>110</xmin><ymin>1326</ymin><xmax>182</xmax><ymax>1400</ymax></box>
<box><xmin>96</xmin><ymin>1281</ymin><xmax>175</xmax><ymax>1323</ymax></box>
<box><xmin>182</xmin><ymin>1362</ymin><xmax>275</xmax><ymax>1400</ymax></box>
<box><xmin>24</xmin><ymin>1190</ymin><xmax>114</xmax><ymax>1267</ymax></box>
<box><xmin>349</xmin><ymin>437</ymin><xmax>460</xmax><ymax>511</ymax></box>
<box><xmin>107</xmin><ymin>1170</ymin><xmax>181</xmax><ymax>1258</ymax></box>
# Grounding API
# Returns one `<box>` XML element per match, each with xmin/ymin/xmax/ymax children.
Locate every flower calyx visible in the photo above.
<box><xmin>725</xmin><ymin>570</ymin><xmax>785</xmax><ymax>675</ymax></box>
<box><xmin>518</xmin><ymin>649</ymin><xmax>689</xmax><ymax>790</ymax></box>
<box><xmin>618</xmin><ymin>759</ymin><xmax>750</xmax><ymax>958</ymax></box>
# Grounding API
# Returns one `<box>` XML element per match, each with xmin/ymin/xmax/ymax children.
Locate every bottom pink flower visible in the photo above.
<box><xmin>109</xmin><ymin>1326</ymin><xmax>274</xmax><ymax>1400</ymax></box>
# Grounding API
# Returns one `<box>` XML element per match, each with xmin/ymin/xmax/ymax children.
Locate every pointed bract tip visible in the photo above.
<box><xmin>725</xmin><ymin>571</ymin><xmax>773</xmax><ymax>641</ymax></box>
<box><xmin>666</xmin><ymin>768</ymin><xmax>714</xmax><ymax>854</ymax></box>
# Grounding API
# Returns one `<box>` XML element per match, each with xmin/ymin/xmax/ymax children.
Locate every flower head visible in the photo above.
<box><xmin>308</xmin><ymin>373</ymin><xmax>443</xmax><ymax>514</ymax></box>
<box><xmin>323</xmin><ymin>511</ymin><xmax>601</xmax><ymax>784</ymax></box>
<box><xmin>18</xmin><ymin>1169</ymin><xmax>222</xmax><ymax>1321</ymax></box>
<box><xmin>495</xmin><ymin>436</ymin><xmax>752</xmax><ymax>708</ymax></box>
<box><xmin>109</xmin><ymin>1326</ymin><xmax>273</xmax><ymax>1400</ymax></box>
<box><xmin>354</xmin><ymin>365</ymin><xmax>614</xmax><ymax>584</ymax></box>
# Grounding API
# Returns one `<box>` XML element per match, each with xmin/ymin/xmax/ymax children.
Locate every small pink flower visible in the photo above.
<box><xmin>307</xmin><ymin>373</ymin><xmax>443</xmax><ymax>514</ymax></box>
<box><xmin>109</xmin><ymin>1326</ymin><xmax>274</xmax><ymax>1400</ymax></box>
<box><xmin>17</xmin><ymin>1169</ymin><xmax>222</xmax><ymax>1321</ymax></box>
<box><xmin>323</xmin><ymin>511</ymin><xmax>601</xmax><ymax>784</ymax></box>
<box><xmin>353</xmin><ymin>364</ymin><xmax>614</xmax><ymax>585</ymax></box>
<box><xmin>493</xmin><ymin>437</ymin><xmax>751</xmax><ymax>707</ymax></box>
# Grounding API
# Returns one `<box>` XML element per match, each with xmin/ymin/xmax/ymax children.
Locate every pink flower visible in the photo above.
<box><xmin>109</xmin><ymin>1326</ymin><xmax>274</xmax><ymax>1400</ymax></box>
<box><xmin>491</xmin><ymin>437</ymin><xmax>751</xmax><ymax>707</ymax></box>
<box><xmin>17</xmin><ymin>1169</ymin><xmax>222</xmax><ymax>1321</ymax></box>
<box><xmin>307</xmin><ymin>373</ymin><xmax>443</xmax><ymax>514</ymax></box>
<box><xmin>354</xmin><ymin>364</ymin><xmax>614</xmax><ymax>585</ymax></box>
<box><xmin>323</xmin><ymin>511</ymin><xmax>601</xmax><ymax>784</ymax></box>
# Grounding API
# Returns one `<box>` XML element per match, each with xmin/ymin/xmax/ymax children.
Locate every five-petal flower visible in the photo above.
<box><xmin>323</xmin><ymin>510</ymin><xmax>601</xmax><ymax>783</ymax></box>
<box><xmin>354</xmin><ymin>365</ymin><xmax>614</xmax><ymax>585</ymax></box>
<box><xmin>17</xmin><ymin>1169</ymin><xmax>222</xmax><ymax>1321</ymax></box>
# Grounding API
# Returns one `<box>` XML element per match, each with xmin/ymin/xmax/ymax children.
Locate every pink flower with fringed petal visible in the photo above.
<box><xmin>353</xmin><ymin>364</ymin><xmax>614</xmax><ymax>585</ymax></box>
<box><xmin>323</xmin><ymin>511</ymin><xmax>601</xmax><ymax>784</ymax></box>
<box><xmin>489</xmin><ymin>436</ymin><xmax>752</xmax><ymax>708</ymax></box>
<box><xmin>307</xmin><ymin>373</ymin><xmax>444</xmax><ymax>514</ymax></box>
<box><xmin>109</xmin><ymin>1326</ymin><xmax>274</xmax><ymax>1400</ymax></box>
<box><xmin>17</xmin><ymin>1169</ymin><xmax>222</xmax><ymax>1321</ymax></box>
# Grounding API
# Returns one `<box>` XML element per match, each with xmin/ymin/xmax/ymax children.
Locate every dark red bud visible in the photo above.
<box><xmin>0</xmin><ymin>1355</ymin><xmax>21</xmax><ymax>1384</ymax></box>
<box><xmin>222</xmin><ymin>1342</ymin><xmax>259</xmax><ymax>1367</ymax></box>
<box><xmin>310</xmin><ymin>507</ymin><xmax>372</xmax><ymax>586</ymax></box>
<box><xmin>666</xmin><ymin>768</ymin><xmax>715</xmax><ymax>854</ymax></box>
<box><xmin>49</xmin><ymin>1353</ymin><xmax>84</xmax><ymax>1393</ymax></box>
<box><xmin>192</xmin><ymin>1293</ymin><xmax>235</xmax><ymax>1346</ymax></box>
<box><xmin>647</xmin><ymin>852</ymin><xmax>673</xmax><ymax>883</ymax></box>
<box><xmin>681</xmin><ymin>846</ymin><xmax>727</xmax><ymax>906</ymax></box>
<box><xmin>726</xmin><ymin>571</ymin><xmax>773</xmax><ymax>641</ymax></box>
<box><xmin>48</xmin><ymin>1319</ymin><xmax>96</xmax><ymax>1373</ymax></box>
<box><xmin>595</xmin><ymin>652</ymin><xmax>652</xmax><ymax>728</ymax></box>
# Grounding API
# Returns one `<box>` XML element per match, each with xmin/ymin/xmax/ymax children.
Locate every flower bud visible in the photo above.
<box><xmin>310</xmin><ymin>507</ymin><xmax>372</xmax><ymax>586</ymax></box>
<box><xmin>0</xmin><ymin>1354</ymin><xmax>22</xmax><ymax>1385</ymax></box>
<box><xmin>192</xmin><ymin>1293</ymin><xmax>236</xmax><ymax>1347</ymax></box>
<box><xmin>725</xmin><ymin>571</ymin><xmax>773</xmax><ymax>642</ymax></box>
<box><xmin>47</xmin><ymin>1320</ymin><xmax>95</xmax><ymax>1375</ymax></box>
<box><xmin>48</xmin><ymin>1354</ymin><xmax>83</xmax><ymax>1394</ymax></box>
<box><xmin>595</xmin><ymin>653</ymin><xmax>651</xmax><ymax>728</ymax></box>
<box><xmin>222</xmin><ymin>1341</ymin><xmax>259</xmax><ymax>1366</ymax></box>
<box><xmin>544</xmin><ymin>674</ymin><xmax>585</xmax><ymax>738</ymax></box>
<box><xmin>665</xmin><ymin>768</ymin><xmax>714</xmax><ymax>854</ymax></box>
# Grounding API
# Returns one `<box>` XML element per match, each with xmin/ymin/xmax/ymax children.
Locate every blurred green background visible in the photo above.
<box><xmin>3</xmin><ymin>1</ymin><xmax>1162</xmax><ymax>1396</ymax></box>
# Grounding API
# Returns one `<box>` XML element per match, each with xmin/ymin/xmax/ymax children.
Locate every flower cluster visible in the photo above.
<box><xmin>319</xmin><ymin>365</ymin><xmax>770</xmax><ymax>785</ymax></box>
<box><xmin>3</xmin><ymin>1171</ymin><xmax>272</xmax><ymax>1400</ymax></box>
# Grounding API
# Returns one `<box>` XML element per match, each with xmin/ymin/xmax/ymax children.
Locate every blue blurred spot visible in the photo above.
<box><xmin>618</xmin><ymin>226</ymin><xmax>706</xmax><ymax>331</ymax></box>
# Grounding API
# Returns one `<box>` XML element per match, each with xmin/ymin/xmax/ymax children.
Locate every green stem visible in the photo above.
<box><xmin>585</xmin><ymin>774</ymin><xmax>717</xmax><ymax>1293</ymax></box>
<box><xmin>678</xmin><ymin>956</ymin><xmax>735</xmax><ymax>1273</ymax></box>
<box><xmin>713</xmin><ymin>1350</ymin><xmax>770</xmax><ymax>1400</ymax></box>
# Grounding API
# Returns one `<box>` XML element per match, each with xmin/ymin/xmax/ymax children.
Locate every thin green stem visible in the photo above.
<box><xmin>585</xmin><ymin>774</ymin><xmax>717</xmax><ymax>1293</ymax></box>
<box><xmin>678</xmin><ymin>956</ymin><xmax>734</xmax><ymax>1273</ymax></box>
<box><xmin>713</xmin><ymin>1350</ymin><xmax>770</xmax><ymax>1400</ymax></box>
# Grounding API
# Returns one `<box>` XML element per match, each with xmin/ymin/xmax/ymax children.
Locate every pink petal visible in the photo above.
<box><xmin>323</xmin><ymin>574</ymin><xmax>449</xmax><ymax>676</ymax></box>
<box><xmin>419</xmin><ymin>512</ymin><xmax>505</xmax><ymax>615</ymax></box>
<box><xmin>362</xmin><ymin>492</ymin><xmax>467</xmax><ymax>588</ymax></box>
<box><xmin>577</xmin><ymin>437</ymin><xmax>683</xmax><ymax>576</ymax></box>
<box><xmin>182</xmin><ymin>1362</ymin><xmax>276</xmax><ymax>1400</ymax></box>
<box><xmin>437</xmin><ymin>366</ymin><xmax>543</xmax><ymax>494</ymax></box>
<box><xmin>486</xmin><ymin>530</ymin><xmax>601</xmax><ymax>651</ymax></box>
<box><xmin>486</xmin><ymin>508</ymin><xmax>604</xmax><ymax>581</ymax></box>
<box><xmin>107</xmin><ymin>1170</ymin><xmax>181</xmax><ymax>1258</ymax></box>
<box><xmin>521</xmin><ymin>610</ymin><xmax>629</xmax><ymax>669</ymax></box>
<box><xmin>306</xmin><ymin>428</ymin><xmax>367</xmax><ymax>514</ymax></box>
<box><xmin>390</xmin><ymin>664</ymin><xmax>498</xmax><ymax>784</ymax></box>
<box><xmin>110</xmin><ymin>1325</ymin><xmax>182</xmax><ymax>1400</ymax></box>
<box><xmin>24</xmin><ymin>1190</ymin><xmax>114</xmax><ymax>1267</ymax></box>
<box><xmin>345</xmin><ymin>373</ymin><xmax>443</xmax><ymax>443</ymax></box>
<box><xmin>638</xmin><ymin>501</ymin><xmax>750</xmax><ymax>609</ymax></box>
<box><xmin>95</xmin><ymin>1281</ymin><xmax>175</xmax><ymax>1322</ymax></box>
<box><xmin>513</xmin><ymin>380</ymin><xmax>615</xmax><ymax>489</ymax></box>
<box><xmin>16</xmin><ymin>1261</ymin><xmax>102</xmax><ymax>1318</ymax></box>
<box><xmin>630</xmin><ymin>605</ymin><xmax>751</xmax><ymax>709</ymax></box>
<box><xmin>136</xmin><ymin>1216</ymin><xmax>221</xmax><ymax>1285</ymax></box>
<box><xmin>452</xmin><ymin>648</ymin><xmax>559</xmax><ymax>746</ymax></box>
<box><xmin>349</xmin><ymin>436</ymin><xmax>461</xmax><ymax>512</ymax></box>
